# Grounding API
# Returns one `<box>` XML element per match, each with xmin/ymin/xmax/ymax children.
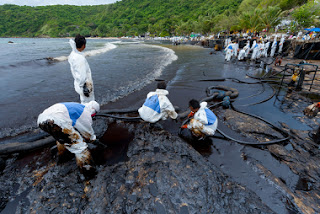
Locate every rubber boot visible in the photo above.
<box><xmin>75</xmin><ymin>149</ymin><xmax>97</xmax><ymax>180</ymax></box>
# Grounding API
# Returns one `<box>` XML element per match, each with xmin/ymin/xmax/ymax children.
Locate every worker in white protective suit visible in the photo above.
<box><xmin>232</xmin><ymin>42</ymin><xmax>239</xmax><ymax>57</ymax></box>
<box><xmin>263</xmin><ymin>40</ymin><xmax>270</xmax><ymax>58</ymax></box>
<box><xmin>181</xmin><ymin>99</ymin><xmax>218</xmax><ymax>138</ymax></box>
<box><xmin>68</xmin><ymin>35</ymin><xmax>95</xmax><ymax>104</ymax></box>
<box><xmin>238</xmin><ymin>46</ymin><xmax>248</xmax><ymax>61</ymax></box>
<box><xmin>270</xmin><ymin>36</ymin><xmax>278</xmax><ymax>57</ymax></box>
<box><xmin>225</xmin><ymin>42</ymin><xmax>234</xmax><ymax>62</ymax></box>
<box><xmin>37</xmin><ymin>100</ymin><xmax>100</xmax><ymax>179</ymax></box>
<box><xmin>278</xmin><ymin>35</ymin><xmax>285</xmax><ymax>53</ymax></box>
<box><xmin>251</xmin><ymin>40</ymin><xmax>256</xmax><ymax>52</ymax></box>
<box><xmin>258</xmin><ymin>41</ymin><xmax>265</xmax><ymax>58</ymax></box>
<box><xmin>138</xmin><ymin>81</ymin><xmax>178</xmax><ymax>123</ymax></box>
<box><xmin>244</xmin><ymin>41</ymin><xmax>251</xmax><ymax>57</ymax></box>
<box><xmin>251</xmin><ymin>41</ymin><xmax>259</xmax><ymax>61</ymax></box>
<box><xmin>224</xmin><ymin>38</ymin><xmax>231</xmax><ymax>48</ymax></box>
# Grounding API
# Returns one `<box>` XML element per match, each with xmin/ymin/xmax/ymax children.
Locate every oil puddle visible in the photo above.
<box><xmin>295</xmin><ymin>177</ymin><xmax>313</xmax><ymax>191</ymax></box>
<box><xmin>92</xmin><ymin>123</ymin><xmax>134</xmax><ymax>165</ymax></box>
<box><xmin>188</xmin><ymin>134</ymin><xmax>299</xmax><ymax>214</ymax></box>
<box><xmin>15</xmin><ymin>147</ymin><xmax>52</xmax><ymax>171</ymax></box>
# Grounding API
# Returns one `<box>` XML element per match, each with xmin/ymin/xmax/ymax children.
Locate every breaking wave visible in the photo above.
<box><xmin>53</xmin><ymin>42</ymin><xmax>117</xmax><ymax>61</ymax></box>
<box><xmin>110</xmin><ymin>41</ymin><xmax>141</xmax><ymax>44</ymax></box>
<box><xmin>100</xmin><ymin>44</ymin><xmax>178</xmax><ymax>104</ymax></box>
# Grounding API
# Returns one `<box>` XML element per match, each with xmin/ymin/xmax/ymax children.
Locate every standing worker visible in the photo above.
<box><xmin>225</xmin><ymin>42</ymin><xmax>234</xmax><ymax>62</ymax></box>
<box><xmin>138</xmin><ymin>81</ymin><xmax>178</xmax><ymax>123</ymax></box>
<box><xmin>238</xmin><ymin>41</ymin><xmax>250</xmax><ymax>61</ymax></box>
<box><xmin>251</xmin><ymin>40</ymin><xmax>259</xmax><ymax>61</ymax></box>
<box><xmin>278</xmin><ymin>35</ymin><xmax>285</xmax><ymax>54</ymax></box>
<box><xmin>263</xmin><ymin>40</ymin><xmax>270</xmax><ymax>58</ymax></box>
<box><xmin>68</xmin><ymin>35</ymin><xmax>95</xmax><ymax>104</ymax></box>
<box><xmin>37</xmin><ymin>101</ymin><xmax>100</xmax><ymax>179</ymax></box>
<box><xmin>270</xmin><ymin>36</ymin><xmax>278</xmax><ymax>57</ymax></box>
<box><xmin>181</xmin><ymin>99</ymin><xmax>218</xmax><ymax>139</ymax></box>
<box><xmin>232</xmin><ymin>41</ymin><xmax>239</xmax><ymax>58</ymax></box>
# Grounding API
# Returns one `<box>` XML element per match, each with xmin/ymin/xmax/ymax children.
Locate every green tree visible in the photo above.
<box><xmin>0</xmin><ymin>0</ymin><xmax>317</xmax><ymax>37</ymax></box>
<box><xmin>292</xmin><ymin>1</ymin><xmax>320</xmax><ymax>28</ymax></box>
<box><xmin>257</xmin><ymin>6</ymin><xmax>282</xmax><ymax>31</ymax></box>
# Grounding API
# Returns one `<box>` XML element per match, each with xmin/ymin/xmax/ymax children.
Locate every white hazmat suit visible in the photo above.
<box><xmin>278</xmin><ymin>35</ymin><xmax>285</xmax><ymax>53</ymax></box>
<box><xmin>251</xmin><ymin>42</ymin><xmax>259</xmax><ymax>61</ymax></box>
<box><xmin>238</xmin><ymin>46</ymin><xmax>247</xmax><ymax>61</ymax></box>
<box><xmin>224</xmin><ymin>38</ymin><xmax>231</xmax><ymax>48</ymax></box>
<box><xmin>245</xmin><ymin>42</ymin><xmax>251</xmax><ymax>57</ymax></box>
<box><xmin>258</xmin><ymin>42</ymin><xmax>265</xmax><ymax>58</ymax></box>
<box><xmin>232</xmin><ymin>43</ymin><xmax>239</xmax><ymax>57</ymax></box>
<box><xmin>263</xmin><ymin>41</ymin><xmax>270</xmax><ymax>58</ymax></box>
<box><xmin>225</xmin><ymin>44</ymin><xmax>234</xmax><ymax>62</ymax></box>
<box><xmin>37</xmin><ymin>101</ymin><xmax>100</xmax><ymax>170</ymax></box>
<box><xmin>68</xmin><ymin>39</ymin><xmax>95</xmax><ymax>104</ymax></box>
<box><xmin>270</xmin><ymin>36</ymin><xmax>277</xmax><ymax>57</ymax></box>
<box><xmin>187</xmin><ymin>102</ymin><xmax>218</xmax><ymax>137</ymax></box>
<box><xmin>138</xmin><ymin>89</ymin><xmax>178</xmax><ymax>123</ymax></box>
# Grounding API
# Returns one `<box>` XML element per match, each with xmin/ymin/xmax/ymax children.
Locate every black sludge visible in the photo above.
<box><xmin>0</xmin><ymin>120</ymin><xmax>274</xmax><ymax>213</ymax></box>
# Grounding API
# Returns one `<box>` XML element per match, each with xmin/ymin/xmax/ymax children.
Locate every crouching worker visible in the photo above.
<box><xmin>37</xmin><ymin>101</ymin><xmax>100</xmax><ymax>179</ymax></box>
<box><xmin>181</xmin><ymin>99</ymin><xmax>218</xmax><ymax>140</ymax></box>
<box><xmin>138</xmin><ymin>81</ymin><xmax>178</xmax><ymax>123</ymax></box>
<box><xmin>288</xmin><ymin>70</ymin><xmax>299</xmax><ymax>88</ymax></box>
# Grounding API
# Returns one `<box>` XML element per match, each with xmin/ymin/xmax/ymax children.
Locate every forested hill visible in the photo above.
<box><xmin>0</xmin><ymin>0</ymin><xmax>318</xmax><ymax>37</ymax></box>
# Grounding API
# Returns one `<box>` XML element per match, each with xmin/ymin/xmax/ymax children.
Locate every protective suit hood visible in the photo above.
<box><xmin>84</xmin><ymin>101</ymin><xmax>100</xmax><ymax>115</ymax></box>
<box><xmin>151</xmin><ymin>89</ymin><xmax>169</xmax><ymax>96</ymax></box>
<box><xmin>69</xmin><ymin>39</ymin><xmax>78</xmax><ymax>52</ymax></box>
<box><xmin>200</xmin><ymin>101</ymin><xmax>208</xmax><ymax>109</ymax></box>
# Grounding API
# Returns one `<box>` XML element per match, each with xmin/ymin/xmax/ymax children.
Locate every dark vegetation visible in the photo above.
<box><xmin>0</xmin><ymin>0</ymin><xmax>319</xmax><ymax>37</ymax></box>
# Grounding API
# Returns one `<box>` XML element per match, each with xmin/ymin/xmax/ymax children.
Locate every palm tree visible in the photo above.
<box><xmin>239</xmin><ymin>10</ymin><xmax>262</xmax><ymax>32</ymax></box>
<box><xmin>257</xmin><ymin>6</ymin><xmax>282</xmax><ymax>32</ymax></box>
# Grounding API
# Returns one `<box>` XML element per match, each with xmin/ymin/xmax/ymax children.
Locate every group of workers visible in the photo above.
<box><xmin>224</xmin><ymin>35</ymin><xmax>286</xmax><ymax>62</ymax></box>
<box><xmin>138</xmin><ymin>81</ymin><xmax>218</xmax><ymax>138</ymax></box>
<box><xmin>37</xmin><ymin>35</ymin><xmax>218</xmax><ymax>179</ymax></box>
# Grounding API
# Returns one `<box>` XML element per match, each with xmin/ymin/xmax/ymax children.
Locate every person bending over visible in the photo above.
<box><xmin>68</xmin><ymin>34</ymin><xmax>95</xmax><ymax>104</ymax></box>
<box><xmin>37</xmin><ymin>101</ymin><xmax>100</xmax><ymax>179</ymax></box>
<box><xmin>181</xmin><ymin>99</ymin><xmax>218</xmax><ymax>138</ymax></box>
<box><xmin>138</xmin><ymin>81</ymin><xmax>178</xmax><ymax>123</ymax></box>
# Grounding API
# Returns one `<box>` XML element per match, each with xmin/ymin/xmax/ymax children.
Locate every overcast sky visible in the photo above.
<box><xmin>0</xmin><ymin>0</ymin><xmax>119</xmax><ymax>6</ymax></box>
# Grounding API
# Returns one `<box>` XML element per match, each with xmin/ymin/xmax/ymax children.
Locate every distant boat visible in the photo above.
<box><xmin>8</xmin><ymin>41</ymin><xmax>13</xmax><ymax>43</ymax></box>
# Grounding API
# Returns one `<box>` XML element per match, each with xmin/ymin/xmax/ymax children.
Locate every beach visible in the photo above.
<box><xmin>1</xmin><ymin>40</ymin><xmax>320</xmax><ymax>213</ymax></box>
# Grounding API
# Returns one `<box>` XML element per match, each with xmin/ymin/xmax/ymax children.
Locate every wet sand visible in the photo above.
<box><xmin>1</xmin><ymin>46</ymin><xmax>320</xmax><ymax>213</ymax></box>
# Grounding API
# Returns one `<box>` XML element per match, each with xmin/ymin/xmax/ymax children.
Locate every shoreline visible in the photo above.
<box><xmin>1</xmin><ymin>39</ymin><xmax>320</xmax><ymax>143</ymax></box>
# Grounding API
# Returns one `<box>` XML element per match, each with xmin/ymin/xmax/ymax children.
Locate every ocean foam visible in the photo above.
<box><xmin>111</xmin><ymin>41</ymin><xmax>141</xmax><ymax>44</ymax></box>
<box><xmin>53</xmin><ymin>42</ymin><xmax>117</xmax><ymax>61</ymax></box>
<box><xmin>84</xmin><ymin>43</ymin><xmax>117</xmax><ymax>57</ymax></box>
<box><xmin>102</xmin><ymin>44</ymin><xmax>178</xmax><ymax>104</ymax></box>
